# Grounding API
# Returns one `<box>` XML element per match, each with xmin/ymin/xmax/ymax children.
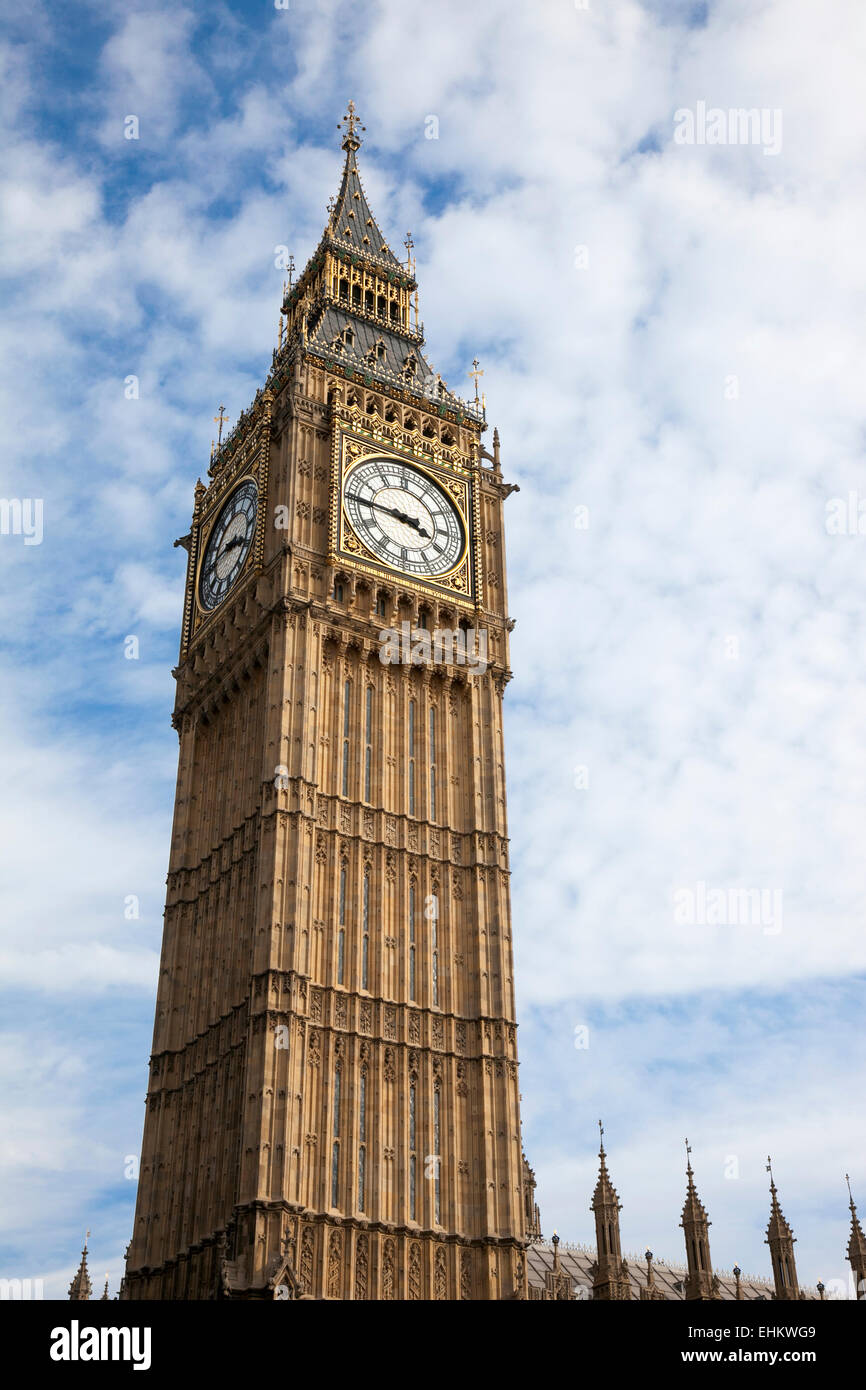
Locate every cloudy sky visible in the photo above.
<box><xmin>1</xmin><ymin>0</ymin><xmax>865</xmax><ymax>1298</ymax></box>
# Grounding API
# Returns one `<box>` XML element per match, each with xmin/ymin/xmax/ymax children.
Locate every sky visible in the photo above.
<box><xmin>1</xmin><ymin>0</ymin><xmax>865</xmax><ymax>1299</ymax></box>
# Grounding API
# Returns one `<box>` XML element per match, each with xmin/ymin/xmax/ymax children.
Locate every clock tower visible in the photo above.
<box><xmin>122</xmin><ymin>104</ymin><xmax>527</xmax><ymax>1301</ymax></box>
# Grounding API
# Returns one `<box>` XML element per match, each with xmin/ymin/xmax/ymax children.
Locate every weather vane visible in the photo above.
<box><xmin>214</xmin><ymin>404</ymin><xmax>230</xmax><ymax>447</ymax></box>
<box><xmin>338</xmin><ymin>99</ymin><xmax>365</xmax><ymax>148</ymax></box>
<box><xmin>469</xmin><ymin>357</ymin><xmax>484</xmax><ymax>403</ymax></box>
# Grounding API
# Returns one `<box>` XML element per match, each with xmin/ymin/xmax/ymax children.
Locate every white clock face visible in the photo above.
<box><xmin>343</xmin><ymin>457</ymin><xmax>465</xmax><ymax>578</ymax></box>
<box><xmin>199</xmin><ymin>479</ymin><xmax>258</xmax><ymax>611</ymax></box>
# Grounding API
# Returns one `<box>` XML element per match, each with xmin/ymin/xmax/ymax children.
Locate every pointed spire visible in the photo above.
<box><xmin>765</xmin><ymin>1157</ymin><xmax>799</xmax><ymax>1300</ymax></box>
<box><xmin>592</xmin><ymin>1119</ymin><xmax>620</xmax><ymax>1210</ymax></box>
<box><xmin>680</xmin><ymin>1141</ymin><xmax>717</xmax><ymax>1300</ymax></box>
<box><xmin>326</xmin><ymin>102</ymin><xmax>400</xmax><ymax>268</ymax></box>
<box><xmin>845</xmin><ymin>1174</ymin><xmax>866</xmax><ymax>1300</ymax></box>
<box><xmin>589</xmin><ymin>1122</ymin><xmax>631</xmax><ymax>1300</ymax></box>
<box><xmin>101</xmin><ymin>1274</ymin><xmax>110</xmax><ymax>1300</ymax></box>
<box><xmin>68</xmin><ymin>1231</ymin><xmax>92</xmax><ymax>1301</ymax></box>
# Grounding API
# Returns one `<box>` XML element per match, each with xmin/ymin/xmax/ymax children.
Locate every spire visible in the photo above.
<box><xmin>845</xmin><ymin>1174</ymin><xmax>866</xmax><ymax>1300</ymax></box>
<box><xmin>277</xmin><ymin>105</ymin><xmax>484</xmax><ymax>426</ymax></box>
<box><xmin>680</xmin><ymin>1141</ymin><xmax>719</xmax><ymax>1300</ymax></box>
<box><xmin>591</xmin><ymin>1119</ymin><xmax>620</xmax><ymax>1210</ymax></box>
<box><xmin>68</xmin><ymin>1231</ymin><xmax>92</xmax><ymax>1301</ymax></box>
<box><xmin>765</xmin><ymin>1157</ymin><xmax>800</xmax><ymax>1300</ymax></box>
<box><xmin>589</xmin><ymin>1122</ymin><xmax>631</xmax><ymax>1300</ymax></box>
<box><xmin>326</xmin><ymin>101</ymin><xmax>400</xmax><ymax>268</ymax></box>
<box><xmin>101</xmin><ymin>1274</ymin><xmax>110</xmax><ymax>1301</ymax></box>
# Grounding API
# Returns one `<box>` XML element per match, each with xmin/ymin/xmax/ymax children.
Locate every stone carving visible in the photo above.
<box><xmin>354</xmin><ymin>1234</ymin><xmax>368</xmax><ymax>1300</ymax></box>
<box><xmin>327</xmin><ymin>1229</ymin><xmax>343</xmax><ymax>1299</ymax></box>
<box><xmin>382</xmin><ymin>1239</ymin><xmax>395</xmax><ymax>1300</ymax></box>
<box><xmin>408</xmin><ymin>1242</ymin><xmax>422</xmax><ymax>1300</ymax></box>
<box><xmin>434</xmin><ymin>1247</ymin><xmax>447</xmax><ymax>1301</ymax></box>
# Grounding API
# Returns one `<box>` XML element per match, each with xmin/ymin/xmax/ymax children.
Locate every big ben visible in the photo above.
<box><xmin>122</xmin><ymin>103</ymin><xmax>527</xmax><ymax>1301</ymax></box>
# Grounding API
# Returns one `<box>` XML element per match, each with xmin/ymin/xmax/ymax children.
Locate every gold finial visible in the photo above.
<box><xmin>213</xmin><ymin>404</ymin><xmax>230</xmax><ymax>447</ymax></box>
<box><xmin>404</xmin><ymin>230</ymin><xmax>414</xmax><ymax>271</ymax></box>
<box><xmin>286</xmin><ymin>253</ymin><xmax>295</xmax><ymax>292</ymax></box>
<box><xmin>469</xmin><ymin>357</ymin><xmax>484</xmax><ymax>404</ymax></box>
<box><xmin>338</xmin><ymin>99</ymin><xmax>365</xmax><ymax>151</ymax></box>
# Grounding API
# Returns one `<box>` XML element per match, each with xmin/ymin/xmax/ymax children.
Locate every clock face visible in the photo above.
<box><xmin>343</xmin><ymin>457</ymin><xmax>465</xmax><ymax>578</ymax></box>
<box><xmin>198</xmin><ymin>479</ymin><xmax>258</xmax><ymax>611</ymax></box>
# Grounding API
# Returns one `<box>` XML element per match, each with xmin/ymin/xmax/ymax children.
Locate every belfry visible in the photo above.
<box><xmin>121</xmin><ymin>104</ymin><xmax>526</xmax><ymax>1300</ymax></box>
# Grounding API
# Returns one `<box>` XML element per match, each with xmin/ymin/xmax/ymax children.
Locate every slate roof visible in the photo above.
<box><xmin>526</xmin><ymin>1241</ymin><xmax>819</xmax><ymax>1301</ymax></box>
<box><xmin>328</xmin><ymin>150</ymin><xmax>402</xmax><ymax>269</ymax></box>
<box><xmin>306</xmin><ymin>302</ymin><xmax>470</xmax><ymax>415</ymax></box>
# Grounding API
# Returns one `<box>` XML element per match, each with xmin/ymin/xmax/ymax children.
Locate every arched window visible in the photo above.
<box><xmin>433</xmin><ymin>1087</ymin><xmax>441</xmax><ymax>1224</ymax></box>
<box><xmin>331</xmin><ymin>1066</ymin><xmax>342</xmax><ymax>1207</ymax></box>
<box><xmin>341</xmin><ymin>679</ymin><xmax>351</xmax><ymax>796</ymax></box>
<box><xmin>409</xmin><ymin>881</ymin><xmax>416</xmax><ymax>1002</ymax></box>
<box><xmin>364</xmin><ymin>685</ymin><xmax>373</xmax><ymax>802</ymax></box>
<box><xmin>409</xmin><ymin>1081</ymin><xmax>417</xmax><ymax>1221</ymax></box>
<box><xmin>358</xmin><ymin>1070</ymin><xmax>367</xmax><ymax>1212</ymax></box>
<box><xmin>362</xmin><ymin>870</ymin><xmax>370</xmax><ymax>990</ymax></box>
<box><xmin>408</xmin><ymin>699</ymin><xmax>416</xmax><ymax>816</ymax></box>
<box><xmin>337</xmin><ymin>865</ymin><xmax>346</xmax><ymax>985</ymax></box>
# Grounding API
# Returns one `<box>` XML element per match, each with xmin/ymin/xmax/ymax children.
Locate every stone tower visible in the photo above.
<box><xmin>765</xmin><ymin>1157</ymin><xmax>800</xmax><ymax>1301</ymax></box>
<box><xmin>121</xmin><ymin>104</ymin><xmax>526</xmax><ymax>1301</ymax></box>
<box><xmin>680</xmin><ymin>1141</ymin><xmax>720</xmax><ymax>1301</ymax></box>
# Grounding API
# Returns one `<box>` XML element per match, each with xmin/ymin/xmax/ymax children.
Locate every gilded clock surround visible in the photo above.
<box><xmin>195</xmin><ymin>474</ymin><xmax>261</xmax><ymax>615</ymax></box>
<box><xmin>333</xmin><ymin>424</ymin><xmax>476</xmax><ymax>601</ymax></box>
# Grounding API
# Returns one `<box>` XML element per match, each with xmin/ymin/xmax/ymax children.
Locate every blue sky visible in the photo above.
<box><xmin>2</xmin><ymin>0</ymin><xmax>865</xmax><ymax>1298</ymax></box>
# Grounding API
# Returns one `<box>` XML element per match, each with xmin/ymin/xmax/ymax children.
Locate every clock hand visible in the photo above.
<box><xmin>345</xmin><ymin>493</ymin><xmax>431</xmax><ymax>539</ymax></box>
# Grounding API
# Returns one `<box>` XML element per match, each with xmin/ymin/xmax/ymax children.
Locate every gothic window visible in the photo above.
<box><xmin>338</xmin><ymin>865</ymin><xmax>346</xmax><ymax>985</ymax></box>
<box><xmin>408</xmin><ymin>699</ymin><xmax>416</xmax><ymax>816</ymax></box>
<box><xmin>409</xmin><ymin>1081</ymin><xmax>417</xmax><ymax>1221</ymax></box>
<box><xmin>364</xmin><ymin>685</ymin><xmax>373</xmax><ymax>803</ymax></box>
<box><xmin>390</xmin><ymin>300</ymin><xmax>399</xmax><ymax>323</ymax></box>
<box><xmin>442</xmin><ymin>429</ymin><xmax>454</xmax><ymax>445</ymax></box>
<box><xmin>376</xmin><ymin>592</ymin><xmax>388</xmax><ymax>618</ymax></box>
<box><xmin>433</xmin><ymin>1086</ymin><xmax>441</xmax><ymax>1224</ymax></box>
<box><xmin>409</xmin><ymin>880</ymin><xmax>416</xmax><ymax>1002</ymax></box>
<box><xmin>358</xmin><ymin>1144</ymin><xmax>366</xmax><ymax>1213</ymax></box>
<box><xmin>403</xmin><ymin>355</ymin><xmax>417</xmax><ymax>379</ymax></box>
<box><xmin>362</xmin><ymin>869</ymin><xmax>370</xmax><ymax>990</ymax></box>
<box><xmin>343</xmin><ymin>325</ymin><xmax>355</xmax><ymax>348</ymax></box>
<box><xmin>339</xmin><ymin>277</ymin><xmax>349</xmax><ymax>301</ymax></box>
<box><xmin>377</xmin><ymin>294</ymin><xmax>386</xmax><ymax>317</ymax></box>
<box><xmin>333</xmin><ymin>580</ymin><xmax>344</xmax><ymax>602</ymax></box>
<box><xmin>429</xmin><ymin>705</ymin><xmax>436</xmax><ymax>822</ymax></box>
<box><xmin>331</xmin><ymin>1141</ymin><xmax>340</xmax><ymax>1208</ymax></box>
<box><xmin>431</xmin><ymin>891</ymin><xmax>439</xmax><ymax>1007</ymax></box>
<box><xmin>331</xmin><ymin>1067</ymin><xmax>342</xmax><ymax>1207</ymax></box>
<box><xmin>342</xmin><ymin>678</ymin><xmax>351</xmax><ymax>796</ymax></box>
<box><xmin>365</xmin><ymin>289</ymin><xmax>374</xmax><ymax>313</ymax></box>
<box><xmin>352</xmin><ymin>284</ymin><xmax>361</xmax><ymax>307</ymax></box>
